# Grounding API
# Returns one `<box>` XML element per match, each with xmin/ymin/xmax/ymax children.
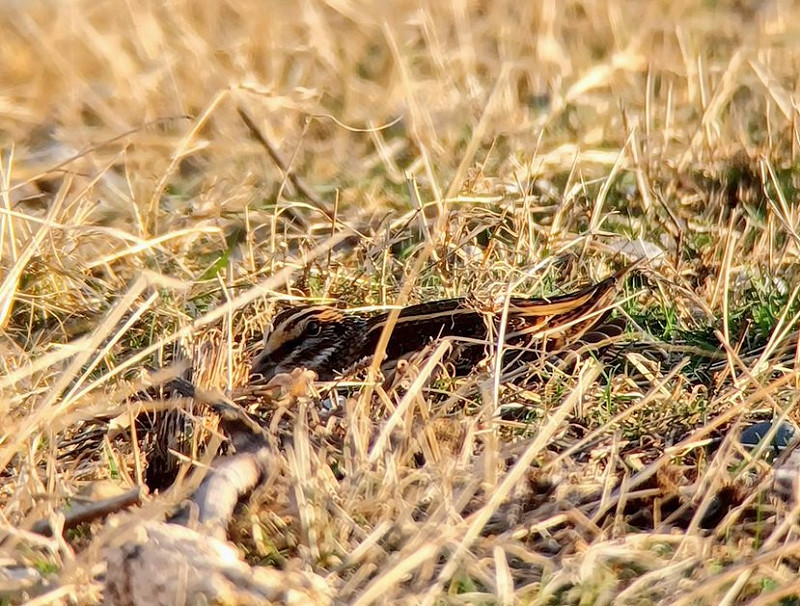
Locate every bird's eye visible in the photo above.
<box><xmin>306</xmin><ymin>319</ymin><xmax>322</xmax><ymax>336</ymax></box>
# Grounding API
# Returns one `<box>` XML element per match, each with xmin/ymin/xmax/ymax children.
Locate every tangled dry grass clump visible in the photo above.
<box><xmin>3</xmin><ymin>0</ymin><xmax>800</xmax><ymax>604</ymax></box>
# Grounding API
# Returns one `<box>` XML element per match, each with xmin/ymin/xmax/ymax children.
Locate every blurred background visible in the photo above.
<box><xmin>4</xmin><ymin>0</ymin><xmax>798</xmax><ymax>283</ymax></box>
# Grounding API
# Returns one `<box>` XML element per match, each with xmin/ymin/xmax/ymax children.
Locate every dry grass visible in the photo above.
<box><xmin>3</xmin><ymin>0</ymin><xmax>800</xmax><ymax>603</ymax></box>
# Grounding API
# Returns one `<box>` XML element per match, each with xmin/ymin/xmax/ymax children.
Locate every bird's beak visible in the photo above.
<box><xmin>250</xmin><ymin>350</ymin><xmax>277</xmax><ymax>383</ymax></box>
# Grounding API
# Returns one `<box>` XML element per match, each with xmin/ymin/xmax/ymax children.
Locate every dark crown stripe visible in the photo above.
<box><xmin>272</xmin><ymin>306</ymin><xmax>334</xmax><ymax>334</ymax></box>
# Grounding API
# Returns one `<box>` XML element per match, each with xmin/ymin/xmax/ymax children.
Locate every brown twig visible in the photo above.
<box><xmin>237</xmin><ymin>106</ymin><xmax>332</xmax><ymax>220</ymax></box>
<box><xmin>31</xmin><ymin>487</ymin><xmax>144</xmax><ymax>536</ymax></box>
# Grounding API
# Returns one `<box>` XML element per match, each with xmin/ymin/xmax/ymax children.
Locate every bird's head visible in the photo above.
<box><xmin>250</xmin><ymin>306</ymin><xmax>366</xmax><ymax>382</ymax></box>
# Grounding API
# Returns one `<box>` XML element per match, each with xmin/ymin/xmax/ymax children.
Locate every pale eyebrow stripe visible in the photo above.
<box><xmin>262</xmin><ymin>306</ymin><xmax>345</xmax><ymax>357</ymax></box>
<box><xmin>260</xmin><ymin>309</ymin><xmax>317</xmax><ymax>357</ymax></box>
<box><xmin>271</xmin><ymin>306</ymin><xmax>329</xmax><ymax>335</ymax></box>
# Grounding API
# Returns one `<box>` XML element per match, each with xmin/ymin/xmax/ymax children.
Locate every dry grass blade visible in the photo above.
<box><xmin>0</xmin><ymin>175</ymin><xmax>68</xmax><ymax>328</ymax></box>
<box><xmin>417</xmin><ymin>363</ymin><xmax>601</xmax><ymax>605</ymax></box>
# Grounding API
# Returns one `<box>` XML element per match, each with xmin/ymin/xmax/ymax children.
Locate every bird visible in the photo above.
<box><xmin>250</xmin><ymin>264</ymin><xmax>637</xmax><ymax>383</ymax></box>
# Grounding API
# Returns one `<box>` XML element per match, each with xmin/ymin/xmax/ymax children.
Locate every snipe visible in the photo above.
<box><xmin>251</xmin><ymin>264</ymin><xmax>636</xmax><ymax>382</ymax></box>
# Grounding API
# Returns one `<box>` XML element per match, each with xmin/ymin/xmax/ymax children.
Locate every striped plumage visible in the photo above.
<box><xmin>59</xmin><ymin>266</ymin><xmax>633</xmax><ymax>493</ymax></box>
<box><xmin>251</xmin><ymin>265</ymin><xmax>634</xmax><ymax>383</ymax></box>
